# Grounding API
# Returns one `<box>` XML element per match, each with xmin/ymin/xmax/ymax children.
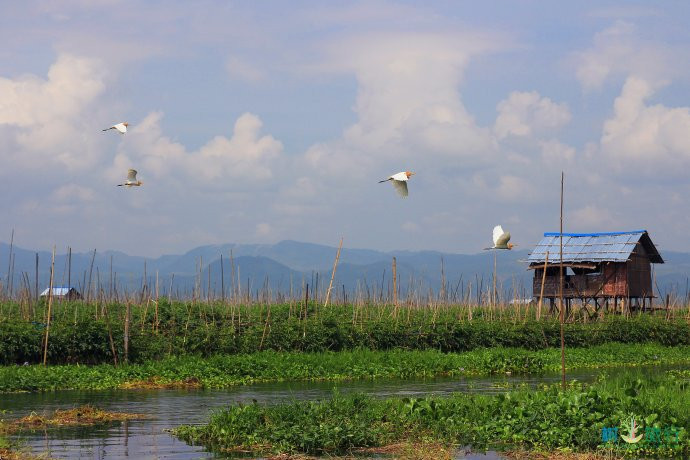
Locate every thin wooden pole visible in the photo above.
<box><xmin>537</xmin><ymin>251</ymin><xmax>549</xmax><ymax>320</ymax></box>
<box><xmin>558</xmin><ymin>171</ymin><xmax>565</xmax><ymax>390</ymax></box>
<box><xmin>230</xmin><ymin>250</ymin><xmax>236</xmax><ymax>302</ymax></box>
<box><xmin>220</xmin><ymin>254</ymin><xmax>225</xmax><ymax>303</ymax></box>
<box><xmin>103</xmin><ymin>301</ymin><xmax>118</xmax><ymax>366</ymax></box>
<box><xmin>392</xmin><ymin>256</ymin><xmax>398</xmax><ymax>314</ymax></box>
<box><xmin>155</xmin><ymin>270</ymin><xmax>159</xmax><ymax>333</ymax></box>
<box><xmin>6</xmin><ymin>229</ymin><xmax>14</xmax><ymax>299</ymax></box>
<box><xmin>87</xmin><ymin>249</ymin><xmax>96</xmax><ymax>303</ymax></box>
<box><xmin>42</xmin><ymin>246</ymin><xmax>56</xmax><ymax>366</ymax></box>
<box><xmin>124</xmin><ymin>301</ymin><xmax>131</xmax><ymax>363</ymax></box>
<box><xmin>324</xmin><ymin>237</ymin><xmax>343</xmax><ymax>307</ymax></box>
<box><xmin>493</xmin><ymin>251</ymin><xmax>497</xmax><ymax>307</ymax></box>
<box><xmin>34</xmin><ymin>253</ymin><xmax>39</xmax><ymax>318</ymax></box>
<box><xmin>68</xmin><ymin>247</ymin><xmax>72</xmax><ymax>289</ymax></box>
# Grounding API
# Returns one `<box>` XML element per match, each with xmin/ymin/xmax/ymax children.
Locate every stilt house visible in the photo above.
<box><xmin>527</xmin><ymin>230</ymin><xmax>663</xmax><ymax>312</ymax></box>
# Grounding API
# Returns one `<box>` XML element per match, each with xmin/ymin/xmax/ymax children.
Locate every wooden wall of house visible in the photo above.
<box><xmin>602</xmin><ymin>263</ymin><xmax>627</xmax><ymax>296</ymax></box>
<box><xmin>626</xmin><ymin>243</ymin><xmax>653</xmax><ymax>297</ymax></box>
<box><xmin>532</xmin><ymin>260</ymin><xmax>648</xmax><ymax>299</ymax></box>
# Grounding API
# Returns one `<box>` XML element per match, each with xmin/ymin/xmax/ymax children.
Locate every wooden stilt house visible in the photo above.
<box><xmin>527</xmin><ymin>230</ymin><xmax>663</xmax><ymax>313</ymax></box>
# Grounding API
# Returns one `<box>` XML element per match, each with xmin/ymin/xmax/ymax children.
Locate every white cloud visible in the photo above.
<box><xmin>327</xmin><ymin>32</ymin><xmax>498</xmax><ymax>158</ymax></box>
<box><xmin>116</xmin><ymin>111</ymin><xmax>283</xmax><ymax>186</ymax></box>
<box><xmin>52</xmin><ymin>184</ymin><xmax>97</xmax><ymax>203</ymax></box>
<box><xmin>540</xmin><ymin>139</ymin><xmax>575</xmax><ymax>165</ymax></box>
<box><xmin>495</xmin><ymin>175</ymin><xmax>538</xmax><ymax>202</ymax></box>
<box><xmin>573</xmin><ymin>21</ymin><xmax>672</xmax><ymax>91</ymax></box>
<box><xmin>0</xmin><ymin>53</ymin><xmax>106</xmax><ymax>171</ymax></box>
<box><xmin>0</xmin><ymin>54</ymin><xmax>105</xmax><ymax>127</ymax></box>
<box><xmin>600</xmin><ymin>76</ymin><xmax>690</xmax><ymax>170</ymax></box>
<box><xmin>494</xmin><ymin>91</ymin><xmax>571</xmax><ymax>139</ymax></box>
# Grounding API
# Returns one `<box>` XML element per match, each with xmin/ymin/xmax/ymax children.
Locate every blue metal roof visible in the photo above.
<box><xmin>542</xmin><ymin>230</ymin><xmax>647</xmax><ymax>237</ymax></box>
<box><xmin>527</xmin><ymin>231</ymin><xmax>663</xmax><ymax>264</ymax></box>
<box><xmin>39</xmin><ymin>287</ymin><xmax>79</xmax><ymax>296</ymax></box>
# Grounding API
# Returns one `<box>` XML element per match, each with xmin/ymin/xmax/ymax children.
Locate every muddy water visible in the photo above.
<box><xmin>2</xmin><ymin>365</ymin><xmax>682</xmax><ymax>459</ymax></box>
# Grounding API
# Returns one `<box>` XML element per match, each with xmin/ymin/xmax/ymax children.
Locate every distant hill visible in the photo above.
<box><xmin>0</xmin><ymin>240</ymin><xmax>686</xmax><ymax>301</ymax></box>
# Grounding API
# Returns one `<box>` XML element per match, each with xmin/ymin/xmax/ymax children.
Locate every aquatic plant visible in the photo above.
<box><xmin>1</xmin><ymin>344</ymin><xmax>689</xmax><ymax>393</ymax></box>
<box><xmin>173</xmin><ymin>372</ymin><xmax>690</xmax><ymax>457</ymax></box>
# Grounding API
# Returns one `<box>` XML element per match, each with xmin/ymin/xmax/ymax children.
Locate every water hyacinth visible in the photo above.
<box><xmin>174</xmin><ymin>372</ymin><xmax>690</xmax><ymax>457</ymax></box>
<box><xmin>1</xmin><ymin>344</ymin><xmax>689</xmax><ymax>393</ymax></box>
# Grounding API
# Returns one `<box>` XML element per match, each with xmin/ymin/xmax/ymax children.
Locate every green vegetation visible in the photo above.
<box><xmin>1</xmin><ymin>343</ymin><xmax>689</xmax><ymax>393</ymax></box>
<box><xmin>173</xmin><ymin>371</ymin><xmax>690</xmax><ymax>457</ymax></box>
<box><xmin>2</xmin><ymin>300</ymin><xmax>690</xmax><ymax>365</ymax></box>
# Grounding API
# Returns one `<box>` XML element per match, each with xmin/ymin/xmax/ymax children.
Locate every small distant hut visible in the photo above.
<box><xmin>527</xmin><ymin>230</ymin><xmax>663</xmax><ymax>313</ymax></box>
<box><xmin>40</xmin><ymin>286</ymin><xmax>82</xmax><ymax>301</ymax></box>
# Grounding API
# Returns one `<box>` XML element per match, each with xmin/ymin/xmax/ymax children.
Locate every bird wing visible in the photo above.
<box><xmin>392</xmin><ymin>179</ymin><xmax>408</xmax><ymax>197</ymax></box>
<box><xmin>391</xmin><ymin>171</ymin><xmax>408</xmax><ymax>181</ymax></box>
<box><xmin>115</xmin><ymin>123</ymin><xmax>127</xmax><ymax>134</ymax></box>
<box><xmin>126</xmin><ymin>169</ymin><xmax>138</xmax><ymax>181</ymax></box>
<box><xmin>492</xmin><ymin>225</ymin><xmax>504</xmax><ymax>246</ymax></box>
<box><xmin>495</xmin><ymin>231</ymin><xmax>511</xmax><ymax>247</ymax></box>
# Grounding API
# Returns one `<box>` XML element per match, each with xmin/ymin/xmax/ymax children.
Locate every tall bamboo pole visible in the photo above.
<box><xmin>559</xmin><ymin>172</ymin><xmax>566</xmax><ymax>390</ymax></box>
<box><xmin>124</xmin><ymin>301</ymin><xmax>131</xmax><ymax>363</ymax></box>
<box><xmin>68</xmin><ymin>247</ymin><xmax>72</xmax><ymax>289</ymax></box>
<box><xmin>6</xmin><ymin>229</ymin><xmax>14</xmax><ymax>299</ymax></box>
<box><xmin>34</xmin><ymin>253</ymin><xmax>39</xmax><ymax>318</ymax></box>
<box><xmin>392</xmin><ymin>257</ymin><xmax>398</xmax><ymax>314</ymax></box>
<box><xmin>537</xmin><ymin>251</ymin><xmax>549</xmax><ymax>320</ymax></box>
<box><xmin>220</xmin><ymin>254</ymin><xmax>225</xmax><ymax>303</ymax></box>
<box><xmin>42</xmin><ymin>246</ymin><xmax>55</xmax><ymax>366</ymax></box>
<box><xmin>493</xmin><ymin>251</ymin><xmax>497</xmax><ymax>307</ymax></box>
<box><xmin>324</xmin><ymin>237</ymin><xmax>343</xmax><ymax>307</ymax></box>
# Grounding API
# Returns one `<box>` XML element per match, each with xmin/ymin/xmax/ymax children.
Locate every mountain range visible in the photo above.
<box><xmin>1</xmin><ymin>240</ymin><xmax>688</xmax><ymax>302</ymax></box>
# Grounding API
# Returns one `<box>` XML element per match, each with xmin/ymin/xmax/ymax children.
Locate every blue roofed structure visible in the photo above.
<box><xmin>527</xmin><ymin>230</ymin><xmax>663</xmax><ymax>264</ymax></box>
<box><xmin>528</xmin><ymin>230</ymin><xmax>663</xmax><ymax>313</ymax></box>
<box><xmin>39</xmin><ymin>286</ymin><xmax>82</xmax><ymax>300</ymax></box>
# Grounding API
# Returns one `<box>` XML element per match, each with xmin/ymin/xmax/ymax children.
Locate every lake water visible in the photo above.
<box><xmin>2</xmin><ymin>365</ymin><xmax>683</xmax><ymax>459</ymax></box>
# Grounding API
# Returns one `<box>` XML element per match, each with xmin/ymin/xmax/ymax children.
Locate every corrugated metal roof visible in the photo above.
<box><xmin>527</xmin><ymin>230</ymin><xmax>663</xmax><ymax>264</ymax></box>
<box><xmin>39</xmin><ymin>287</ymin><xmax>76</xmax><ymax>296</ymax></box>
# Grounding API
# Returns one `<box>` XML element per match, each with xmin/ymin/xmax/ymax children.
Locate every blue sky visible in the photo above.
<box><xmin>1</xmin><ymin>1</ymin><xmax>690</xmax><ymax>257</ymax></box>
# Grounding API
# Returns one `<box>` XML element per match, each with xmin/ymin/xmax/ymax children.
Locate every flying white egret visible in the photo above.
<box><xmin>379</xmin><ymin>171</ymin><xmax>415</xmax><ymax>197</ymax></box>
<box><xmin>485</xmin><ymin>225</ymin><xmax>515</xmax><ymax>250</ymax></box>
<box><xmin>117</xmin><ymin>169</ymin><xmax>143</xmax><ymax>187</ymax></box>
<box><xmin>103</xmin><ymin>122</ymin><xmax>129</xmax><ymax>134</ymax></box>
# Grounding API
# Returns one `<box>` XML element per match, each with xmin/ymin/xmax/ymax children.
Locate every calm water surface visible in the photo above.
<box><xmin>2</xmin><ymin>365</ymin><xmax>684</xmax><ymax>459</ymax></box>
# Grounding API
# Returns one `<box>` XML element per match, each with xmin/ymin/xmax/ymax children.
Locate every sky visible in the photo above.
<box><xmin>1</xmin><ymin>1</ymin><xmax>690</xmax><ymax>257</ymax></box>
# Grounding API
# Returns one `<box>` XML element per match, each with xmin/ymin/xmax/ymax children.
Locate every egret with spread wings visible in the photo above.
<box><xmin>379</xmin><ymin>171</ymin><xmax>415</xmax><ymax>197</ymax></box>
<box><xmin>117</xmin><ymin>169</ymin><xmax>143</xmax><ymax>187</ymax></box>
<box><xmin>485</xmin><ymin>225</ymin><xmax>515</xmax><ymax>250</ymax></box>
<box><xmin>103</xmin><ymin>122</ymin><xmax>129</xmax><ymax>134</ymax></box>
